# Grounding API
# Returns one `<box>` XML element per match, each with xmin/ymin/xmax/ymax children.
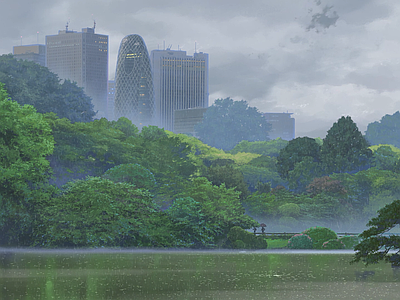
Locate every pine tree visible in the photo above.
<box><xmin>321</xmin><ymin>116</ymin><xmax>372</xmax><ymax>173</ymax></box>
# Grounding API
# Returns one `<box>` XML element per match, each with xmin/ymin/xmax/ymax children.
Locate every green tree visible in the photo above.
<box><xmin>177</xmin><ymin>177</ymin><xmax>257</xmax><ymax>237</ymax></box>
<box><xmin>202</xmin><ymin>164</ymin><xmax>249</xmax><ymax>200</ymax></box>
<box><xmin>102</xmin><ymin>163</ymin><xmax>156</xmax><ymax>190</ymax></box>
<box><xmin>194</xmin><ymin>98</ymin><xmax>271</xmax><ymax>150</ymax></box>
<box><xmin>0</xmin><ymin>54</ymin><xmax>95</xmax><ymax>122</ymax></box>
<box><xmin>371</xmin><ymin>145</ymin><xmax>400</xmax><ymax>171</ymax></box>
<box><xmin>166</xmin><ymin>197</ymin><xmax>221</xmax><ymax>248</ymax></box>
<box><xmin>0</xmin><ymin>83</ymin><xmax>54</xmax><ymax>245</ymax></box>
<box><xmin>34</xmin><ymin>177</ymin><xmax>166</xmax><ymax>248</ymax></box>
<box><xmin>352</xmin><ymin>200</ymin><xmax>400</xmax><ymax>266</ymax></box>
<box><xmin>365</xmin><ymin>111</ymin><xmax>400</xmax><ymax>148</ymax></box>
<box><xmin>46</xmin><ymin>116</ymin><xmax>138</xmax><ymax>186</ymax></box>
<box><xmin>276</xmin><ymin>137</ymin><xmax>321</xmax><ymax>181</ymax></box>
<box><xmin>321</xmin><ymin>116</ymin><xmax>372</xmax><ymax>173</ymax></box>
<box><xmin>230</xmin><ymin>138</ymin><xmax>288</xmax><ymax>156</ymax></box>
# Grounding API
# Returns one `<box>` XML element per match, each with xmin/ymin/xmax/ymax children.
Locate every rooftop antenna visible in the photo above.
<box><xmin>37</xmin><ymin>31</ymin><xmax>39</xmax><ymax>43</ymax></box>
<box><xmin>66</xmin><ymin>21</ymin><xmax>69</xmax><ymax>32</ymax></box>
<box><xmin>93</xmin><ymin>20</ymin><xmax>96</xmax><ymax>30</ymax></box>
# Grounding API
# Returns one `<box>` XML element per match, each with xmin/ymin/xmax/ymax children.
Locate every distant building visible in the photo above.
<box><xmin>114</xmin><ymin>34</ymin><xmax>154</xmax><ymax>128</ymax></box>
<box><xmin>151</xmin><ymin>49</ymin><xmax>209</xmax><ymax>131</ymax></box>
<box><xmin>107</xmin><ymin>80</ymin><xmax>115</xmax><ymax>121</ymax></box>
<box><xmin>263</xmin><ymin>112</ymin><xmax>295</xmax><ymax>141</ymax></box>
<box><xmin>174</xmin><ymin>107</ymin><xmax>208</xmax><ymax>136</ymax></box>
<box><xmin>46</xmin><ymin>25</ymin><xmax>108</xmax><ymax>118</ymax></box>
<box><xmin>13</xmin><ymin>44</ymin><xmax>46</xmax><ymax>66</ymax></box>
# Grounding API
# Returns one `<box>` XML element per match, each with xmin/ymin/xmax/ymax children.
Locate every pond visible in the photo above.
<box><xmin>0</xmin><ymin>249</ymin><xmax>399</xmax><ymax>300</ymax></box>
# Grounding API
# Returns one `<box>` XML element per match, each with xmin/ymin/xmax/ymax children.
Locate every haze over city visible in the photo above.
<box><xmin>1</xmin><ymin>0</ymin><xmax>400</xmax><ymax>138</ymax></box>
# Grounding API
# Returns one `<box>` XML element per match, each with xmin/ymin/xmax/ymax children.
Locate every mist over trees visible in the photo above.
<box><xmin>2</xmin><ymin>67</ymin><xmax>400</xmax><ymax>254</ymax></box>
<box><xmin>365</xmin><ymin>111</ymin><xmax>400</xmax><ymax>148</ymax></box>
<box><xmin>0</xmin><ymin>54</ymin><xmax>95</xmax><ymax>122</ymax></box>
<box><xmin>195</xmin><ymin>97</ymin><xmax>272</xmax><ymax>151</ymax></box>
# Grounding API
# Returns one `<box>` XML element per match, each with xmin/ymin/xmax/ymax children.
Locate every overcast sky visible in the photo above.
<box><xmin>1</xmin><ymin>0</ymin><xmax>400</xmax><ymax>138</ymax></box>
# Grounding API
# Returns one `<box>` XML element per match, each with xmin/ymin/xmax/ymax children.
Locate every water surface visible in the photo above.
<box><xmin>0</xmin><ymin>249</ymin><xmax>398</xmax><ymax>300</ymax></box>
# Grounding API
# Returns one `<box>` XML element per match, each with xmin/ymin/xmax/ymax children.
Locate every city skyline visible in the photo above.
<box><xmin>2</xmin><ymin>1</ymin><xmax>400</xmax><ymax>138</ymax></box>
<box><xmin>46</xmin><ymin>26</ymin><xmax>108</xmax><ymax>118</ymax></box>
<box><xmin>114</xmin><ymin>34</ymin><xmax>154</xmax><ymax>128</ymax></box>
<box><xmin>151</xmin><ymin>49</ymin><xmax>209</xmax><ymax>131</ymax></box>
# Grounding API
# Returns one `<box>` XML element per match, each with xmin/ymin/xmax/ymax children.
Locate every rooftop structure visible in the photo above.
<box><xmin>13</xmin><ymin>44</ymin><xmax>46</xmax><ymax>66</ymax></box>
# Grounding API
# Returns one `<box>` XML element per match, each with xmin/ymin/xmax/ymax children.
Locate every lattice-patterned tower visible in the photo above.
<box><xmin>114</xmin><ymin>35</ymin><xmax>154</xmax><ymax>128</ymax></box>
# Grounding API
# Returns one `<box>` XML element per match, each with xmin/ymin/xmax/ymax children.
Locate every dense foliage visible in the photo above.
<box><xmin>195</xmin><ymin>98</ymin><xmax>271</xmax><ymax>150</ymax></box>
<box><xmin>226</xmin><ymin>226</ymin><xmax>268</xmax><ymax>249</ymax></box>
<box><xmin>0</xmin><ymin>54</ymin><xmax>95</xmax><ymax>122</ymax></box>
<box><xmin>0</xmin><ymin>83</ymin><xmax>54</xmax><ymax>246</ymax></box>
<box><xmin>365</xmin><ymin>111</ymin><xmax>400</xmax><ymax>148</ymax></box>
<box><xmin>321</xmin><ymin>116</ymin><xmax>372</xmax><ymax>173</ymax></box>
<box><xmin>287</xmin><ymin>234</ymin><xmax>313</xmax><ymax>249</ymax></box>
<box><xmin>302</xmin><ymin>226</ymin><xmax>338</xmax><ymax>249</ymax></box>
<box><xmin>353</xmin><ymin>200</ymin><xmax>400</xmax><ymax>266</ymax></box>
<box><xmin>3</xmin><ymin>74</ymin><xmax>400</xmax><ymax>250</ymax></box>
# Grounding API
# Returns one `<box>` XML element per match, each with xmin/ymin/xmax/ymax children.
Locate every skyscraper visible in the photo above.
<box><xmin>263</xmin><ymin>112</ymin><xmax>295</xmax><ymax>141</ymax></box>
<box><xmin>114</xmin><ymin>34</ymin><xmax>154</xmax><ymax>128</ymax></box>
<box><xmin>13</xmin><ymin>44</ymin><xmax>46</xmax><ymax>66</ymax></box>
<box><xmin>151</xmin><ymin>49</ymin><xmax>209</xmax><ymax>131</ymax></box>
<box><xmin>107</xmin><ymin>80</ymin><xmax>115</xmax><ymax>121</ymax></box>
<box><xmin>46</xmin><ymin>25</ymin><xmax>108</xmax><ymax>118</ymax></box>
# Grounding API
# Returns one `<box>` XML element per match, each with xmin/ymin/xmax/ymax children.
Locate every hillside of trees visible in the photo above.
<box><xmin>2</xmin><ymin>56</ymin><xmax>400</xmax><ymax>249</ymax></box>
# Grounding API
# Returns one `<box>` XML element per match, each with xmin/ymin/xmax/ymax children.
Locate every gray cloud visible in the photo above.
<box><xmin>1</xmin><ymin>0</ymin><xmax>400</xmax><ymax>138</ymax></box>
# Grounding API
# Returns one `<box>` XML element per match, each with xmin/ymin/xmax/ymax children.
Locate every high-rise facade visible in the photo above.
<box><xmin>151</xmin><ymin>50</ymin><xmax>209</xmax><ymax>131</ymax></box>
<box><xmin>107</xmin><ymin>80</ymin><xmax>115</xmax><ymax>121</ymax></box>
<box><xmin>13</xmin><ymin>44</ymin><xmax>46</xmax><ymax>66</ymax></box>
<box><xmin>114</xmin><ymin>35</ymin><xmax>154</xmax><ymax>128</ymax></box>
<box><xmin>46</xmin><ymin>26</ymin><xmax>108</xmax><ymax>118</ymax></box>
<box><xmin>263</xmin><ymin>112</ymin><xmax>295</xmax><ymax>141</ymax></box>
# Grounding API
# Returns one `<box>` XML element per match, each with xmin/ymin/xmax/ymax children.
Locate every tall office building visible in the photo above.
<box><xmin>151</xmin><ymin>49</ymin><xmax>209</xmax><ymax>131</ymax></box>
<box><xmin>114</xmin><ymin>34</ymin><xmax>154</xmax><ymax>128</ymax></box>
<box><xmin>263</xmin><ymin>112</ymin><xmax>295</xmax><ymax>141</ymax></box>
<box><xmin>46</xmin><ymin>25</ymin><xmax>108</xmax><ymax>118</ymax></box>
<box><xmin>13</xmin><ymin>44</ymin><xmax>46</xmax><ymax>66</ymax></box>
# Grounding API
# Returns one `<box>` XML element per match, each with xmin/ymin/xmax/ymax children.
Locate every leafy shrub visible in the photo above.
<box><xmin>287</xmin><ymin>234</ymin><xmax>313</xmax><ymax>249</ymax></box>
<box><xmin>227</xmin><ymin>226</ymin><xmax>268</xmax><ymax>249</ymax></box>
<box><xmin>233</xmin><ymin>240</ymin><xmax>246</xmax><ymax>249</ymax></box>
<box><xmin>322</xmin><ymin>239</ymin><xmax>345</xmax><ymax>249</ymax></box>
<box><xmin>278</xmin><ymin>203</ymin><xmax>300</xmax><ymax>217</ymax></box>
<box><xmin>302</xmin><ymin>226</ymin><xmax>337</xmax><ymax>249</ymax></box>
<box><xmin>103</xmin><ymin>163</ymin><xmax>156</xmax><ymax>190</ymax></box>
<box><xmin>339</xmin><ymin>235</ymin><xmax>361</xmax><ymax>249</ymax></box>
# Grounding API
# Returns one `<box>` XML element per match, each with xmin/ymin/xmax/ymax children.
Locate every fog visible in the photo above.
<box><xmin>2</xmin><ymin>0</ymin><xmax>400</xmax><ymax>137</ymax></box>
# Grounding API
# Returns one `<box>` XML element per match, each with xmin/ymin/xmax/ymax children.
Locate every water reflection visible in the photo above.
<box><xmin>0</xmin><ymin>249</ymin><xmax>398</xmax><ymax>300</ymax></box>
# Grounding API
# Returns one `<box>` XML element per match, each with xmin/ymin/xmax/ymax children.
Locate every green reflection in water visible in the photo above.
<box><xmin>0</xmin><ymin>250</ymin><xmax>399</xmax><ymax>300</ymax></box>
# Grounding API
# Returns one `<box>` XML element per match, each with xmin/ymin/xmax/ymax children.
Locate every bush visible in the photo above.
<box><xmin>227</xmin><ymin>226</ymin><xmax>268</xmax><ymax>249</ymax></box>
<box><xmin>302</xmin><ymin>226</ymin><xmax>337</xmax><ymax>249</ymax></box>
<box><xmin>287</xmin><ymin>234</ymin><xmax>313</xmax><ymax>249</ymax></box>
<box><xmin>339</xmin><ymin>235</ymin><xmax>361</xmax><ymax>249</ymax></box>
<box><xmin>278</xmin><ymin>203</ymin><xmax>300</xmax><ymax>217</ymax></box>
<box><xmin>322</xmin><ymin>239</ymin><xmax>345</xmax><ymax>249</ymax></box>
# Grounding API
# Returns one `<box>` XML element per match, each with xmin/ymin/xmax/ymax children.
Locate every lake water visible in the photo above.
<box><xmin>0</xmin><ymin>248</ymin><xmax>399</xmax><ymax>300</ymax></box>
